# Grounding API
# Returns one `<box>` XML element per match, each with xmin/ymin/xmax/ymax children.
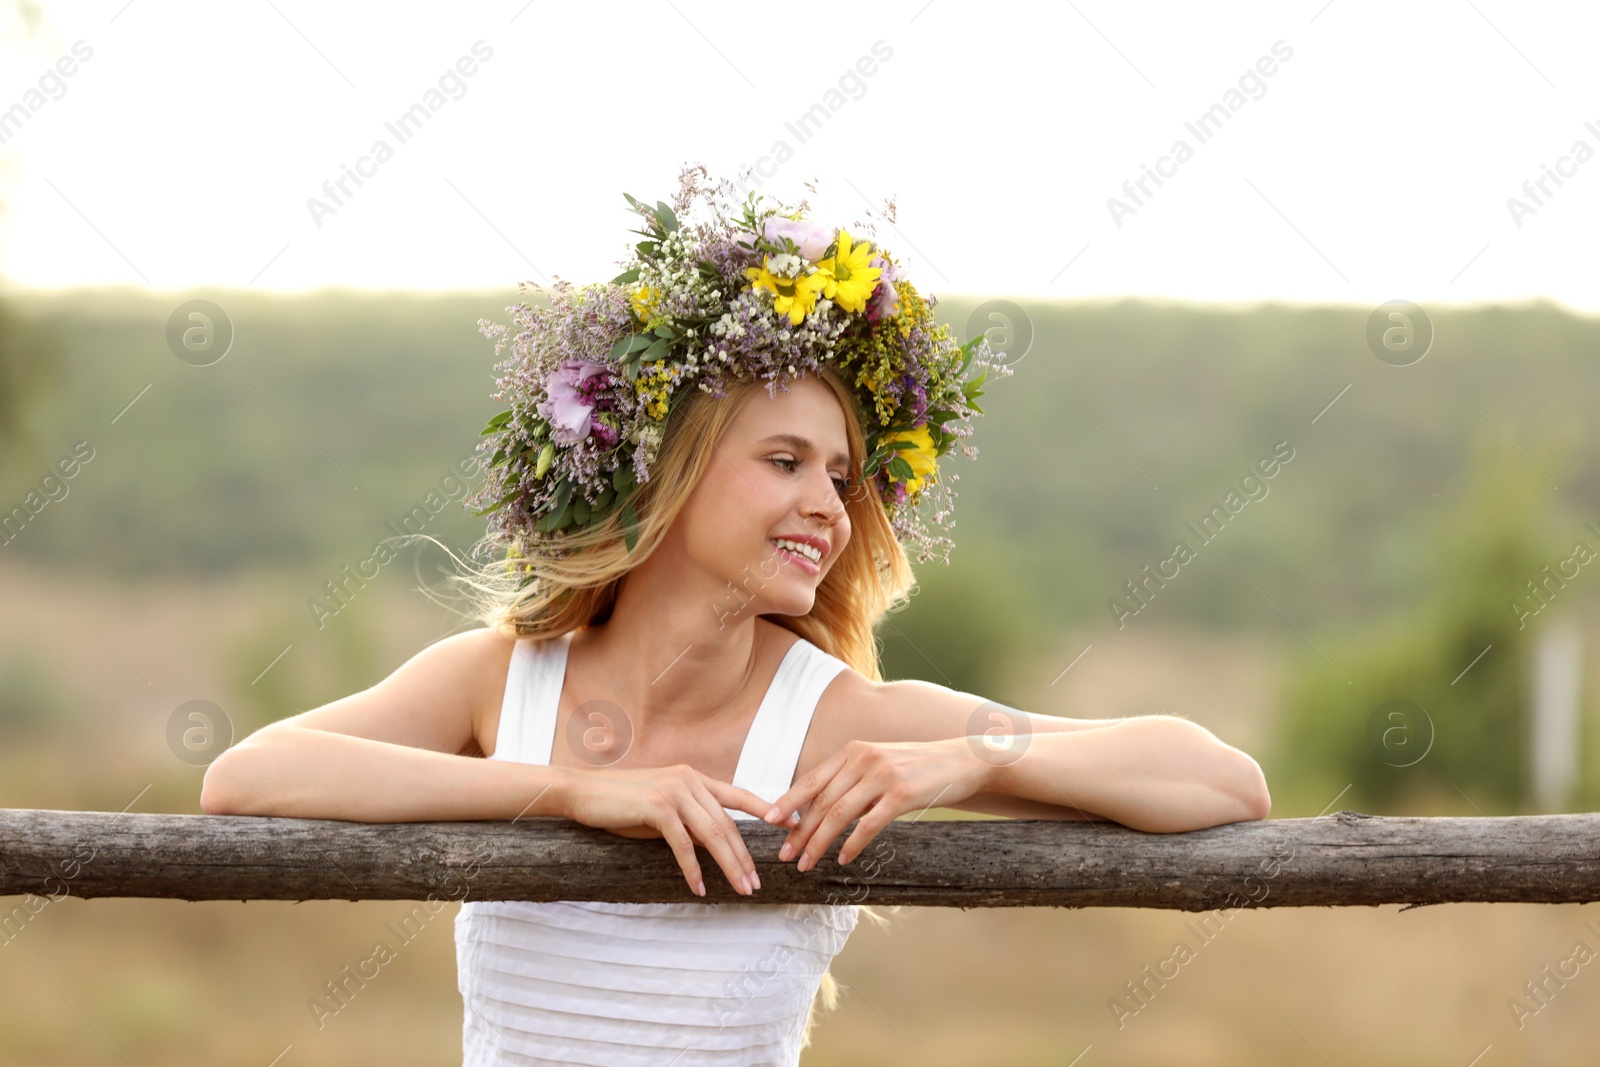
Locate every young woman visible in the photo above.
<box><xmin>200</xmin><ymin>167</ymin><xmax>1271</xmax><ymax>1066</ymax></box>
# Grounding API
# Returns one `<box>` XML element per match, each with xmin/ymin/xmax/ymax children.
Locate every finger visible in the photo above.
<box><xmin>702</xmin><ymin>780</ymin><xmax>789</xmax><ymax>880</ymax></box>
<box><xmin>680</xmin><ymin>778</ymin><xmax>758</xmax><ymax>895</ymax></box>
<box><xmin>764</xmin><ymin>749</ymin><xmax>846</xmax><ymax>825</ymax></box>
<box><xmin>836</xmin><ymin>800</ymin><xmax>899</xmax><ymax>865</ymax></box>
<box><xmin>711</xmin><ymin>779</ymin><xmax>795</xmax><ymax>825</ymax></box>
<box><xmin>795</xmin><ymin>777</ymin><xmax>883</xmax><ymax>872</ymax></box>
<box><xmin>787</xmin><ymin>767</ymin><xmax>871</xmax><ymax>872</ymax></box>
<box><xmin>647</xmin><ymin>811</ymin><xmax>707</xmax><ymax>897</ymax></box>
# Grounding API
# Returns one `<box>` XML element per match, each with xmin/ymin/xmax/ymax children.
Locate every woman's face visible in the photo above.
<box><xmin>671</xmin><ymin>374</ymin><xmax>854</xmax><ymax>620</ymax></box>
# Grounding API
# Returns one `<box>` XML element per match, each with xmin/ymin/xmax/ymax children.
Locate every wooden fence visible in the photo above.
<box><xmin>4</xmin><ymin>808</ymin><xmax>1599</xmax><ymax>910</ymax></box>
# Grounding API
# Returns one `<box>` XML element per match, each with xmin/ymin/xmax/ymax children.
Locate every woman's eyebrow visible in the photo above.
<box><xmin>757</xmin><ymin>433</ymin><xmax>850</xmax><ymax>469</ymax></box>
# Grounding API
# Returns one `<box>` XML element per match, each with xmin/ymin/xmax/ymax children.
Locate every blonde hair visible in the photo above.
<box><xmin>443</xmin><ymin>364</ymin><xmax>914</xmax><ymax>1041</ymax></box>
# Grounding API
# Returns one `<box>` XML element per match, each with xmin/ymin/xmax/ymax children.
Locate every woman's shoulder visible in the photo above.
<box><xmin>427</xmin><ymin>626</ymin><xmax>530</xmax><ymax>758</ymax></box>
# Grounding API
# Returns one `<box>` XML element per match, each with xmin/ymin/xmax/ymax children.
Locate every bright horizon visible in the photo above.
<box><xmin>2</xmin><ymin>1</ymin><xmax>1597</xmax><ymax>315</ymax></box>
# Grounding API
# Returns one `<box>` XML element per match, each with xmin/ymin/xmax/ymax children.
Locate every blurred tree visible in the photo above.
<box><xmin>873</xmin><ymin>547</ymin><xmax>1050</xmax><ymax>709</ymax></box>
<box><xmin>0</xmin><ymin>297</ymin><xmax>62</xmax><ymax>467</ymax></box>
<box><xmin>1275</xmin><ymin>437</ymin><xmax>1575</xmax><ymax>814</ymax></box>
<box><xmin>0</xmin><ymin>648</ymin><xmax>79</xmax><ymax>735</ymax></box>
<box><xmin>0</xmin><ymin>0</ymin><xmax>64</xmax><ymax>470</ymax></box>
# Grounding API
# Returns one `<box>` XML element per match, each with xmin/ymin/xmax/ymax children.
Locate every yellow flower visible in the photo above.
<box><xmin>744</xmin><ymin>258</ymin><xmax>828</xmax><ymax>325</ymax></box>
<box><xmin>815</xmin><ymin>231</ymin><xmax>883</xmax><ymax>315</ymax></box>
<box><xmin>635</xmin><ymin>359</ymin><xmax>673</xmax><ymax>420</ymax></box>
<box><xmin>631</xmin><ymin>285</ymin><xmax>660</xmax><ymax>322</ymax></box>
<box><xmin>880</xmin><ymin>424</ymin><xmax>938</xmax><ymax>493</ymax></box>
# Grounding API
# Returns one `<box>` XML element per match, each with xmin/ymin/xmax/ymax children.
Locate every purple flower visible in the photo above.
<box><xmin>866</xmin><ymin>255</ymin><xmax>902</xmax><ymax>322</ymax></box>
<box><xmin>538</xmin><ymin>360</ymin><xmax>611</xmax><ymax>445</ymax></box>
<box><xmin>761</xmin><ymin>216</ymin><xmax>834</xmax><ymax>262</ymax></box>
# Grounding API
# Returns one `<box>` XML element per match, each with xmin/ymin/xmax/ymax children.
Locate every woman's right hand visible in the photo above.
<box><xmin>560</xmin><ymin>765</ymin><xmax>795</xmax><ymax>897</ymax></box>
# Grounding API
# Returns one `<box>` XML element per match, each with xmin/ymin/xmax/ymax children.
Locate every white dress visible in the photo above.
<box><xmin>454</xmin><ymin>629</ymin><xmax>861</xmax><ymax>1066</ymax></box>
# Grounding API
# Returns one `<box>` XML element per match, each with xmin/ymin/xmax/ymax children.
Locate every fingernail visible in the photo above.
<box><xmin>798</xmin><ymin>853</ymin><xmax>812</xmax><ymax>873</ymax></box>
<box><xmin>778</xmin><ymin>842</ymin><xmax>792</xmax><ymax>861</ymax></box>
<box><xmin>751</xmin><ymin>871</ymin><xmax>762</xmax><ymax>891</ymax></box>
<box><xmin>695</xmin><ymin>879</ymin><xmax>705</xmax><ymax>897</ymax></box>
<box><xmin>763</xmin><ymin>806</ymin><xmax>781</xmax><ymax>823</ymax></box>
<box><xmin>741</xmin><ymin>874</ymin><xmax>753</xmax><ymax>895</ymax></box>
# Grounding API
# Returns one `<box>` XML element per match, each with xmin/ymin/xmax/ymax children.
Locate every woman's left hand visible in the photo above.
<box><xmin>761</xmin><ymin>738</ymin><xmax>992</xmax><ymax>871</ymax></box>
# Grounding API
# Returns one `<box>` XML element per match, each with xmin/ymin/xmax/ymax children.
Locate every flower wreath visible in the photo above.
<box><xmin>467</xmin><ymin>165</ymin><xmax>1011</xmax><ymax>584</ymax></box>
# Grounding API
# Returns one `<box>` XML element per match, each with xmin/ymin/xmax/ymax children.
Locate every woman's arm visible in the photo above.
<box><xmin>977</xmin><ymin>715</ymin><xmax>1271</xmax><ymax>832</ymax></box>
<box><xmin>817</xmin><ymin>672</ymin><xmax>1271</xmax><ymax>833</ymax></box>
<box><xmin>199</xmin><ymin>627</ymin><xmax>572</xmax><ymax>823</ymax></box>
<box><xmin>199</xmin><ymin>727</ymin><xmax>575</xmax><ymax>823</ymax></box>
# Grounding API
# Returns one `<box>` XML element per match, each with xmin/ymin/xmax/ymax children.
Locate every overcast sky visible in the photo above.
<box><xmin>1</xmin><ymin>1</ymin><xmax>1596</xmax><ymax>313</ymax></box>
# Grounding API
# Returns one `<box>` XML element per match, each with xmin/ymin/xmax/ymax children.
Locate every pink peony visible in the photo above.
<box><xmin>538</xmin><ymin>360</ymin><xmax>610</xmax><ymax>445</ymax></box>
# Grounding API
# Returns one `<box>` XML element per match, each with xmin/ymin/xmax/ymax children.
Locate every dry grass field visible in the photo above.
<box><xmin>3</xmin><ymin>557</ymin><xmax>1598</xmax><ymax>1066</ymax></box>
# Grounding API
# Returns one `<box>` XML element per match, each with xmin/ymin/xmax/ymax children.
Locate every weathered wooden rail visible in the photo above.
<box><xmin>3</xmin><ymin>808</ymin><xmax>1598</xmax><ymax>911</ymax></box>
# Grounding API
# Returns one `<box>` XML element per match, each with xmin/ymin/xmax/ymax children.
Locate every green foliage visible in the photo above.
<box><xmin>874</xmin><ymin>549</ymin><xmax>1050</xmax><ymax>705</ymax></box>
<box><xmin>0</xmin><ymin>651</ymin><xmax>79</xmax><ymax>736</ymax></box>
<box><xmin>4</xmin><ymin>288</ymin><xmax>1599</xmax><ymax>649</ymax></box>
<box><xmin>1273</xmin><ymin>440</ymin><xmax>1575</xmax><ymax>814</ymax></box>
<box><xmin>0</xmin><ymin>293</ymin><xmax>64</xmax><ymax>470</ymax></box>
<box><xmin>222</xmin><ymin>580</ymin><xmax>389</xmax><ymax>736</ymax></box>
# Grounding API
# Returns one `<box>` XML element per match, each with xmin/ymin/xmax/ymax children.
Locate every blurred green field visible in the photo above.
<box><xmin>4</xmin><ymin>289</ymin><xmax>1600</xmax><ymax>1063</ymax></box>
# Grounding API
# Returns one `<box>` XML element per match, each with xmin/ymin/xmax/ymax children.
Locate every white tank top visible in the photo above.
<box><xmin>454</xmin><ymin>628</ymin><xmax>861</xmax><ymax>1066</ymax></box>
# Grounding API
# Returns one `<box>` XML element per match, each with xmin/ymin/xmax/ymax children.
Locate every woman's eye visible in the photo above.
<box><xmin>771</xmin><ymin>457</ymin><xmax>850</xmax><ymax>497</ymax></box>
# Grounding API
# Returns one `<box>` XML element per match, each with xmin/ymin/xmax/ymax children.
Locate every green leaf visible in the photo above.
<box><xmin>888</xmin><ymin>456</ymin><xmax>915</xmax><ymax>480</ymax></box>
<box><xmin>611</xmin><ymin>267</ymin><xmax>641</xmax><ymax>285</ymax></box>
<box><xmin>642</xmin><ymin>336</ymin><xmax>670</xmax><ymax>363</ymax></box>
<box><xmin>620</xmin><ymin>501</ymin><xmax>640</xmax><ymax>553</ymax></box>
<box><xmin>636</xmin><ymin>240</ymin><xmax>658</xmax><ymax>257</ymax></box>
<box><xmin>623</xmin><ymin>192</ymin><xmax>641</xmax><ymax>209</ymax></box>
<box><xmin>594</xmin><ymin>484</ymin><xmax>615</xmax><ymax>511</ymax></box>
<box><xmin>613</xmin><ymin>463</ymin><xmax>637</xmax><ymax>492</ymax></box>
<box><xmin>573</xmin><ymin>497</ymin><xmax>590</xmax><ymax>525</ymax></box>
<box><xmin>479</xmin><ymin>408</ymin><xmax>513</xmax><ymax>435</ymax></box>
<box><xmin>552</xmin><ymin>478</ymin><xmax>573</xmax><ymax>514</ymax></box>
<box><xmin>653</xmin><ymin>325</ymin><xmax>677</xmax><ymax>339</ymax></box>
<box><xmin>536</xmin><ymin>500</ymin><xmax>570</xmax><ymax>533</ymax></box>
<box><xmin>655</xmin><ymin>201</ymin><xmax>679</xmax><ymax>233</ymax></box>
